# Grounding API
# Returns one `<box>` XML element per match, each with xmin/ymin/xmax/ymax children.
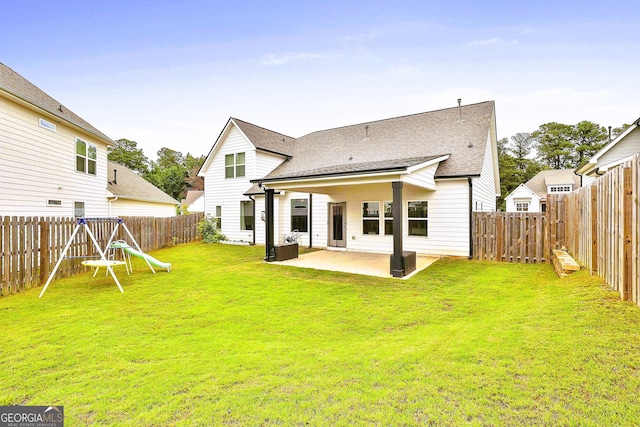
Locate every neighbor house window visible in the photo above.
<box><xmin>39</xmin><ymin>118</ymin><xmax>56</xmax><ymax>132</ymax></box>
<box><xmin>408</xmin><ymin>200</ymin><xmax>428</xmax><ymax>236</ymax></box>
<box><xmin>516</xmin><ymin>202</ymin><xmax>529</xmax><ymax>212</ymax></box>
<box><xmin>240</xmin><ymin>200</ymin><xmax>254</xmax><ymax>230</ymax></box>
<box><xmin>384</xmin><ymin>201</ymin><xmax>393</xmax><ymax>235</ymax></box>
<box><xmin>291</xmin><ymin>198</ymin><xmax>308</xmax><ymax>232</ymax></box>
<box><xmin>549</xmin><ymin>185</ymin><xmax>571</xmax><ymax>193</ymax></box>
<box><xmin>76</xmin><ymin>138</ymin><xmax>96</xmax><ymax>175</ymax></box>
<box><xmin>215</xmin><ymin>205</ymin><xmax>222</xmax><ymax>228</ymax></box>
<box><xmin>362</xmin><ymin>202</ymin><xmax>380</xmax><ymax>235</ymax></box>
<box><xmin>47</xmin><ymin>199</ymin><xmax>62</xmax><ymax>207</ymax></box>
<box><xmin>74</xmin><ymin>201</ymin><xmax>85</xmax><ymax>218</ymax></box>
<box><xmin>225</xmin><ymin>152</ymin><xmax>245</xmax><ymax>178</ymax></box>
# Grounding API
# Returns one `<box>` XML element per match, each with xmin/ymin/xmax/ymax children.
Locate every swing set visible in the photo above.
<box><xmin>39</xmin><ymin>217</ymin><xmax>161</xmax><ymax>298</ymax></box>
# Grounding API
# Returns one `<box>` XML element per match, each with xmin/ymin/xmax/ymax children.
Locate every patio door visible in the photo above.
<box><xmin>328</xmin><ymin>202</ymin><xmax>346</xmax><ymax>248</ymax></box>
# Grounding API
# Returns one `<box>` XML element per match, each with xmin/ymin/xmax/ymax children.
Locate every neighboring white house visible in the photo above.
<box><xmin>0</xmin><ymin>63</ymin><xmax>177</xmax><ymax>218</ymax></box>
<box><xmin>107</xmin><ymin>161</ymin><xmax>179</xmax><ymax>217</ymax></box>
<box><xmin>199</xmin><ymin>101</ymin><xmax>500</xmax><ymax>260</ymax></box>
<box><xmin>576</xmin><ymin>119</ymin><xmax>640</xmax><ymax>184</ymax></box>
<box><xmin>180</xmin><ymin>190</ymin><xmax>204</xmax><ymax>213</ymax></box>
<box><xmin>0</xmin><ymin>62</ymin><xmax>115</xmax><ymax>217</ymax></box>
<box><xmin>504</xmin><ymin>169</ymin><xmax>580</xmax><ymax>212</ymax></box>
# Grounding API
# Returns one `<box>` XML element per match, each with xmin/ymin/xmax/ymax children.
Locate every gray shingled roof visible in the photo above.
<box><xmin>0</xmin><ymin>63</ymin><xmax>114</xmax><ymax>144</ymax></box>
<box><xmin>107</xmin><ymin>161</ymin><xmax>179</xmax><ymax>205</ymax></box>
<box><xmin>233</xmin><ymin>118</ymin><xmax>296</xmax><ymax>157</ymax></box>
<box><xmin>524</xmin><ymin>169</ymin><xmax>581</xmax><ymax>198</ymax></box>
<box><xmin>258</xmin><ymin>101</ymin><xmax>495</xmax><ymax>182</ymax></box>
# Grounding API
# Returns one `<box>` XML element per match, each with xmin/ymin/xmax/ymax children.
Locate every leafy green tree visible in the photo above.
<box><xmin>144</xmin><ymin>163</ymin><xmax>188</xmax><ymax>201</ymax></box>
<box><xmin>611</xmin><ymin>123</ymin><xmax>631</xmax><ymax>139</ymax></box>
<box><xmin>573</xmin><ymin>121</ymin><xmax>608</xmax><ymax>166</ymax></box>
<box><xmin>107</xmin><ymin>138</ymin><xmax>149</xmax><ymax>174</ymax></box>
<box><xmin>533</xmin><ymin>122</ymin><xmax>576</xmax><ymax>169</ymax></box>
<box><xmin>497</xmin><ymin>137</ymin><xmax>518</xmax><ymax>210</ymax></box>
<box><xmin>155</xmin><ymin>147</ymin><xmax>185</xmax><ymax>169</ymax></box>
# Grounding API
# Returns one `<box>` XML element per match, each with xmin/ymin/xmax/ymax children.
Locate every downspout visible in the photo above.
<box><xmin>468</xmin><ymin>177</ymin><xmax>473</xmax><ymax>260</ymax></box>
<box><xmin>308</xmin><ymin>193</ymin><xmax>313</xmax><ymax>249</ymax></box>
<box><xmin>108</xmin><ymin>196</ymin><xmax>118</xmax><ymax>217</ymax></box>
<box><xmin>248</xmin><ymin>195</ymin><xmax>256</xmax><ymax>245</ymax></box>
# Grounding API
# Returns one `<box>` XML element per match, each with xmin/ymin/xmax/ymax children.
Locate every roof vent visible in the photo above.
<box><xmin>363</xmin><ymin>125</ymin><xmax>369</xmax><ymax>141</ymax></box>
<box><xmin>58</xmin><ymin>104</ymin><xmax>63</xmax><ymax>112</ymax></box>
<box><xmin>457</xmin><ymin>98</ymin><xmax>464</xmax><ymax>122</ymax></box>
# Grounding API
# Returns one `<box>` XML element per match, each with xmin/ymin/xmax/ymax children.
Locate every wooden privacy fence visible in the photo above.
<box><xmin>555</xmin><ymin>154</ymin><xmax>640</xmax><ymax>304</ymax></box>
<box><xmin>474</xmin><ymin>153</ymin><xmax>640</xmax><ymax>306</ymax></box>
<box><xmin>0</xmin><ymin>213</ymin><xmax>204</xmax><ymax>296</ymax></box>
<box><xmin>473</xmin><ymin>212</ymin><xmax>551</xmax><ymax>264</ymax></box>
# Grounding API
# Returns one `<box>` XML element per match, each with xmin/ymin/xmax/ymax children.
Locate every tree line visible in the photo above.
<box><xmin>107</xmin><ymin>139</ymin><xmax>205</xmax><ymax>204</ymax></box>
<box><xmin>497</xmin><ymin>120</ymin><xmax>628</xmax><ymax>209</ymax></box>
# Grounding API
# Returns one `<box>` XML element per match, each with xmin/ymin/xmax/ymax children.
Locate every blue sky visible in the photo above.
<box><xmin>2</xmin><ymin>0</ymin><xmax>638</xmax><ymax>158</ymax></box>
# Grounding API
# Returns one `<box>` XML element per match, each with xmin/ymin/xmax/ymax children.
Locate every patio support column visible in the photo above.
<box><xmin>308</xmin><ymin>193</ymin><xmax>313</xmax><ymax>249</ymax></box>
<box><xmin>264</xmin><ymin>188</ymin><xmax>276</xmax><ymax>262</ymax></box>
<box><xmin>391</xmin><ymin>181</ymin><xmax>404</xmax><ymax>277</ymax></box>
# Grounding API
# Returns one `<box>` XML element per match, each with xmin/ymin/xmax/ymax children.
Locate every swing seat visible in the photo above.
<box><xmin>81</xmin><ymin>260</ymin><xmax>127</xmax><ymax>268</ymax></box>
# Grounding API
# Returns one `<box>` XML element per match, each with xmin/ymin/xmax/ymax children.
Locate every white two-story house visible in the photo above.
<box><xmin>199</xmin><ymin>101</ymin><xmax>500</xmax><ymax>264</ymax></box>
<box><xmin>0</xmin><ymin>63</ymin><xmax>177</xmax><ymax>218</ymax></box>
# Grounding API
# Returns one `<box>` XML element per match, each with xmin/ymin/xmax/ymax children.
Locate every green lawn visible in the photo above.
<box><xmin>2</xmin><ymin>243</ymin><xmax>640</xmax><ymax>426</ymax></box>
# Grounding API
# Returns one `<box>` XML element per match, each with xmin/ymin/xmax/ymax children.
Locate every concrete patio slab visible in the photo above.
<box><xmin>272</xmin><ymin>250</ymin><xmax>440</xmax><ymax>279</ymax></box>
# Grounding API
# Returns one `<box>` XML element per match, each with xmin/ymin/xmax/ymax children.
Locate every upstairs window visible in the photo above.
<box><xmin>549</xmin><ymin>185</ymin><xmax>572</xmax><ymax>193</ymax></box>
<box><xmin>76</xmin><ymin>138</ymin><xmax>96</xmax><ymax>175</ymax></box>
<box><xmin>516</xmin><ymin>202</ymin><xmax>529</xmax><ymax>212</ymax></box>
<box><xmin>225</xmin><ymin>152</ymin><xmax>245</xmax><ymax>178</ymax></box>
<box><xmin>39</xmin><ymin>118</ymin><xmax>56</xmax><ymax>132</ymax></box>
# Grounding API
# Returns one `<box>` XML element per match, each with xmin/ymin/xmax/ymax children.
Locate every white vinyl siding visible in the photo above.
<box><xmin>201</xmin><ymin>124</ymin><xmax>292</xmax><ymax>243</ymax></box>
<box><xmin>597</xmin><ymin>127</ymin><xmax>640</xmax><ymax>170</ymax></box>
<box><xmin>109</xmin><ymin>199</ymin><xmax>177</xmax><ymax>218</ymax></box>
<box><xmin>505</xmin><ymin>184</ymin><xmax>542</xmax><ymax>212</ymax></box>
<box><xmin>472</xmin><ymin>132</ymin><xmax>498</xmax><ymax>212</ymax></box>
<box><xmin>0</xmin><ymin>96</ymin><xmax>110</xmax><ymax>217</ymax></box>
<box><xmin>326</xmin><ymin>180</ymin><xmax>469</xmax><ymax>256</ymax></box>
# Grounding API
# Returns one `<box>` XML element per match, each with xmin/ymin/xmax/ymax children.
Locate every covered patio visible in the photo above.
<box><xmin>272</xmin><ymin>250</ymin><xmax>440</xmax><ymax>279</ymax></box>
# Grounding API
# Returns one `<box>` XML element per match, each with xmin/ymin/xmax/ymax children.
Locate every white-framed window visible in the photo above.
<box><xmin>39</xmin><ymin>118</ymin><xmax>56</xmax><ymax>132</ymax></box>
<box><xmin>549</xmin><ymin>185</ymin><xmax>572</xmax><ymax>193</ymax></box>
<box><xmin>408</xmin><ymin>200</ymin><xmax>428</xmax><ymax>236</ymax></box>
<box><xmin>384</xmin><ymin>201</ymin><xmax>393</xmax><ymax>235</ymax></box>
<box><xmin>362</xmin><ymin>201</ymin><xmax>380</xmax><ymax>235</ymax></box>
<box><xmin>225</xmin><ymin>152</ymin><xmax>245</xmax><ymax>178</ymax></box>
<box><xmin>516</xmin><ymin>202</ymin><xmax>529</xmax><ymax>212</ymax></box>
<box><xmin>291</xmin><ymin>198</ymin><xmax>308</xmax><ymax>232</ymax></box>
<box><xmin>75</xmin><ymin>138</ymin><xmax>96</xmax><ymax>175</ymax></box>
<box><xmin>240</xmin><ymin>200</ymin><xmax>254</xmax><ymax>231</ymax></box>
<box><xmin>74</xmin><ymin>201</ymin><xmax>85</xmax><ymax>218</ymax></box>
<box><xmin>47</xmin><ymin>199</ymin><xmax>62</xmax><ymax>207</ymax></box>
<box><xmin>215</xmin><ymin>205</ymin><xmax>222</xmax><ymax>229</ymax></box>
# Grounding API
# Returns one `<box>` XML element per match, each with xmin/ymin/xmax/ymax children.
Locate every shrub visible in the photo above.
<box><xmin>198</xmin><ymin>215</ymin><xmax>227</xmax><ymax>243</ymax></box>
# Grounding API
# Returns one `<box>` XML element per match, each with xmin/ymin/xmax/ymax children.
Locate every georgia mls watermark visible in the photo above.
<box><xmin>0</xmin><ymin>406</ymin><xmax>63</xmax><ymax>427</ymax></box>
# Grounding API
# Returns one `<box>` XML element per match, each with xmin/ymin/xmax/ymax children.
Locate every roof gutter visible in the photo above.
<box><xmin>250</xmin><ymin>166</ymin><xmax>409</xmax><ymax>184</ymax></box>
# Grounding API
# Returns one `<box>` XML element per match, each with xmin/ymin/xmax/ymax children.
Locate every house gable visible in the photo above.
<box><xmin>0</xmin><ymin>63</ymin><xmax>114</xmax><ymax>217</ymax></box>
<box><xmin>576</xmin><ymin>120</ymin><xmax>640</xmax><ymax>176</ymax></box>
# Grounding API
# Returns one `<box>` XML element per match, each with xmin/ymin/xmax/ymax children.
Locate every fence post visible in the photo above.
<box><xmin>623</xmin><ymin>167</ymin><xmax>633</xmax><ymax>301</ymax></box>
<box><xmin>39</xmin><ymin>219</ymin><xmax>50</xmax><ymax>286</ymax></box>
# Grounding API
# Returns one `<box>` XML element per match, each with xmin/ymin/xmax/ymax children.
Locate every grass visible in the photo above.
<box><xmin>2</xmin><ymin>243</ymin><xmax>640</xmax><ymax>426</ymax></box>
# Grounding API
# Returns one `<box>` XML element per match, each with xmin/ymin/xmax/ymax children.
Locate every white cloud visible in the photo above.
<box><xmin>260</xmin><ymin>52</ymin><xmax>326</xmax><ymax>66</ymax></box>
<box><xmin>469</xmin><ymin>38</ymin><xmax>518</xmax><ymax>47</ymax></box>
